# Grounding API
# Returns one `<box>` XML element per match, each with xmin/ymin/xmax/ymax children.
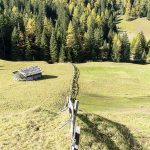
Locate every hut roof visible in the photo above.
<box><xmin>13</xmin><ymin>66</ymin><xmax>42</xmax><ymax>77</ymax></box>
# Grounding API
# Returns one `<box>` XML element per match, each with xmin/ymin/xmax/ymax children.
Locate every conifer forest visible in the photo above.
<box><xmin>0</xmin><ymin>0</ymin><xmax>150</xmax><ymax>63</ymax></box>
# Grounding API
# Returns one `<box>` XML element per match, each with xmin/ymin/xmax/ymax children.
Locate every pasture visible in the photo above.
<box><xmin>118</xmin><ymin>15</ymin><xmax>150</xmax><ymax>41</ymax></box>
<box><xmin>0</xmin><ymin>60</ymin><xmax>72</xmax><ymax>149</ymax></box>
<box><xmin>77</xmin><ymin>62</ymin><xmax>150</xmax><ymax>149</ymax></box>
<box><xmin>1</xmin><ymin>60</ymin><xmax>150</xmax><ymax>149</ymax></box>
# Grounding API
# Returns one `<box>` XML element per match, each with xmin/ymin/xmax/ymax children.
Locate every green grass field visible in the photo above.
<box><xmin>0</xmin><ymin>60</ymin><xmax>73</xmax><ymax>149</ymax></box>
<box><xmin>77</xmin><ymin>62</ymin><xmax>150</xmax><ymax>149</ymax></box>
<box><xmin>118</xmin><ymin>15</ymin><xmax>150</xmax><ymax>41</ymax></box>
<box><xmin>1</xmin><ymin>60</ymin><xmax>150</xmax><ymax>149</ymax></box>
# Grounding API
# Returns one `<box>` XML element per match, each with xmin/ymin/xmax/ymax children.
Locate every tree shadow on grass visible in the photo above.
<box><xmin>78</xmin><ymin>113</ymin><xmax>142</xmax><ymax>150</ymax></box>
<box><xmin>39</xmin><ymin>75</ymin><xmax>58</xmax><ymax>80</ymax></box>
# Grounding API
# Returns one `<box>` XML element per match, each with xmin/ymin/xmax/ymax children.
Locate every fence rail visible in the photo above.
<box><xmin>61</xmin><ymin>63</ymin><xmax>80</xmax><ymax>150</ymax></box>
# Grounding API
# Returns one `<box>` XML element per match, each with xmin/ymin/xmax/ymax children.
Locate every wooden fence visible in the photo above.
<box><xmin>61</xmin><ymin>63</ymin><xmax>80</xmax><ymax>150</ymax></box>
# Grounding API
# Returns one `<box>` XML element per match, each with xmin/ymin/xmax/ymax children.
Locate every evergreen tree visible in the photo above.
<box><xmin>59</xmin><ymin>43</ymin><xmax>66</xmax><ymax>63</ymax></box>
<box><xmin>86</xmin><ymin>15</ymin><xmax>95</xmax><ymax>60</ymax></box>
<box><xmin>50</xmin><ymin>29</ymin><xmax>58</xmax><ymax>63</ymax></box>
<box><xmin>125</xmin><ymin>0</ymin><xmax>131</xmax><ymax>20</ymax></box>
<box><xmin>94</xmin><ymin>28</ymin><xmax>102</xmax><ymax>60</ymax></box>
<box><xmin>101</xmin><ymin>0</ymin><xmax>106</xmax><ymax>12</ymax></box>
<box><xmin>25</xmin><ymin>36</ymin><xmax>32</xmax><ymax>60</ymax></box>
<box><xmin>11</xmin><ymin>26</ymin><xmax>19</xmax><ymax>60</ymax></box>
<box><xmin>112</xmin><ymin>34</ymin><xmax>122</xmax><ymax>62</ymax></box>
<box><xmin>101</xmin><ymin>40</ymin><xmax>109</xmax><ymax>61</ymax></box>
<box><xmin>11</xmin><ymin>25</ymin><xmax>24</xmax><ymax>60</ymax></box>
<box><xmin>120</xmin><ymin>33</ymin><xmax>130</xmax><ymax>62</ymax></box>
<box><xmin>132</xmin><ymin>32</ymin><xmax>147</xmax><ymax>63</ymax></box>
<box><xmin>147</xmin><ymin>1</ymin><xmax>150</xmax><ymax>20</ymax></box>
<box><xmin>41</xmin><ymin>29</ymin><xmax>50</xmax><ymax>61</ymax></box>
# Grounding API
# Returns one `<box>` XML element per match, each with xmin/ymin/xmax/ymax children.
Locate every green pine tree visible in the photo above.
<box><xmin>101</xmin><ymin>40</ymin><xmax>109</xmax><ymax>60</ymax></box>
<box><xmin>50</xmin><ymin>29</ymin><xmax>58</xmax><ymax>63</ymax></box>
<box><xmin>94</xmin><ymin>28</ymin><xmax>102</xmax><ymax>60</ymax></box>
<box><xmin>11</xmin><ymin>26</ymin><xmax>19</xmax><ymax>60</ymax></box>
<box><xmin>59</xmin><ymin>43</ymin><xmax>66</xmax><ymax>63</ymax></box>
<box><xmin>132</xmin><ymin>32</ymin><xmax>147</xmax><ymax>63</ymax></box>
<box><xmin>41</xmin><ymin>29</ymin><xmax>50</xmax><ymax>61</ymax></box>
<box><xmin>11</xmin><ymin>25</ymin><xmax>24</xmax><ymax>60</ymax></box>
<box><xmin>112</xmin><ymin>34</ymin><xmax>122</xmax><ymax>62</ymax></box>
<box><xmin>25</xmin><ymin>36</ymin><xmax>32</xmax><ymax>60</ymax></box>
<box><xmin>147</xmin><ymin>2</ymin><xmax>150</xmax><ymax>20</ymax></box>
<box><xmin>120</xmin><ymin>33</ymin><xmax>130</xmax><ymax>62</ymax></box>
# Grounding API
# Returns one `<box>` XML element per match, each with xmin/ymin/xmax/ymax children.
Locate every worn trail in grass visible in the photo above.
<box><xmin>77</xmin><ymin>62</ymin><xmax>150</xmax><ymax>149</ymax></box>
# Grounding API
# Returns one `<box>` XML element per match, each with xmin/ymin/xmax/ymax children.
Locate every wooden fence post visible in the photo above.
<box><xmin>61</xmin><ymin>96</ymin><xmax>80</xmax><ymax>149</ymax></box>
<box><xmin>71</xmin><ymin>126</ymin><xmax>80</xmax><ymax>150</ymax></box>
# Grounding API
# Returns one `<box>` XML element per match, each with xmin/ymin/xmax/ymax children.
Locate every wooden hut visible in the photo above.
<box><xmin>13</xmin><ymin>66</ymin><xmax>42</xmax><ymax>81</ymax></box>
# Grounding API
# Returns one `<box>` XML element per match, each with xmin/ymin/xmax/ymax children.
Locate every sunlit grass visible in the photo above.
<box><xmin>118</xmin><ymin>15</ymin><xmax>150</xmax><ymax>41</ymax></box>
<box><xmin>1</xmin><ymin>60</ymin><xmax>150</xmax><ymax>149</ymax></box>
<box><xmin>0</xmin><ymin>60</ymin><xmax>72</xmax><ymax>114</ymax></box>
<box><xmin>0</xmin><ymin>60</ymin><xmax>72</xmax><ymax>149</ymax></box>
<box><xmin>77</xmin><ymin>62</ymin><xmax>150</xmax><ymax>149</ymax></box>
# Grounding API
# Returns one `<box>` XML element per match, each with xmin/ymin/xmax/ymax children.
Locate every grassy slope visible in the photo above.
<box><xmin>1</xmin><ymin>60</ymin><xmax>150</xmax><ymax>149</ymax></box>
<box><xmin>118</xmin><ymin>15</ymin><xmax>150</xmax><ymax>41</ymax></box>
<box><xmin>77</xmin><ymin>62</ymin><xmax>150</xmax><ymax>149</ymax></box>
<box><xmin>0</xmin><ymin>60</ymin><xmax>72</xmax><ymax>149</ymax></box>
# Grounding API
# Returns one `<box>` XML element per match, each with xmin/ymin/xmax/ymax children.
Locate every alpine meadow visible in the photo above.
<box><xmin>0</xmin><ymin>0</ymin><xmax>150</xmax><ymax>150</ymax></box>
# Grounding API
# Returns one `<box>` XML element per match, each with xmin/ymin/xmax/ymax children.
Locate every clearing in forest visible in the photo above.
<box><xmin>118</xmin><ymin>15</ymin><xmax>150</xmax><ymax>41</ymax></box>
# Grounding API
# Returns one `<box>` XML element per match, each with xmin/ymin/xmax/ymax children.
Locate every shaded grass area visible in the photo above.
<box><xmin>77</xmin><ymin>62</ymin><xmax>150</xmax><ymax>149</ymax></box>
<box><xmin>77</xmin><ymin>113</ymin><xmax>142</xmax><ymax>150</ymax></box>
<box><xmin>118</xmin><ymin>15</ymin><xmax>150</xmax><ymax>41</ymax></box>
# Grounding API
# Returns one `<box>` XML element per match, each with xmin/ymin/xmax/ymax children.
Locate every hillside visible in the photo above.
<box><xmin>118</xmin><ymin>15</ymin><xmax>150</xmax><ymax>41</ymax></box>
<box><xmin>77</xmin><ymin>62</ymin><xmax>150</xmax><ymax>149</ymax></box>
<box><xmin>0</xmin><ymin>60</ymin><xmax>72</xmax><ymax>149</ymax></box>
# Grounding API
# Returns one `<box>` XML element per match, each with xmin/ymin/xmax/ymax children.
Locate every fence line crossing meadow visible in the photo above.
<box><xmin>61</xmin><ymin>63</ymin><xmax>80</xmax><ymax>150</ymax></box>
